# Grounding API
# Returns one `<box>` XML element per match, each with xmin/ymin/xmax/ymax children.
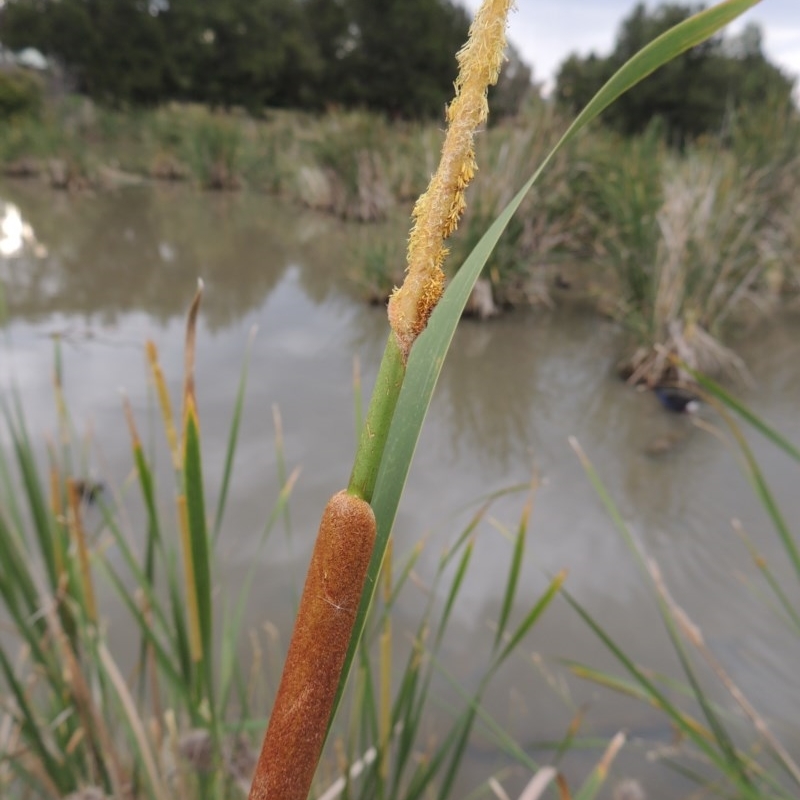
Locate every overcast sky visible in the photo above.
<box><xmin>461</xmin><ymin>0</ymin><xmax>800</xmax><ymax>91</ymax></box>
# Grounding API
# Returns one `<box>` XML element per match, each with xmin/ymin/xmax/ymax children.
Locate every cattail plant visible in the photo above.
<box><xmin>248</xmin><ymin>2</ymin><xmax>514</xmax><ymax>798</ymax></box>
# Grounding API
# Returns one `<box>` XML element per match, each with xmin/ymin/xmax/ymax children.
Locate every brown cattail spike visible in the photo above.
<box><xmin>249</xmin><ymin>491</ymin><xmax>376</xmax><ymax>800</ymax></box>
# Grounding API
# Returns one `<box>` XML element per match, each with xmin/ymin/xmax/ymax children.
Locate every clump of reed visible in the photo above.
<box><xmin>580</xmin><ymin>120</ymin><xmax>791</xmax><ymax>385</ymax></box>
<box><xmin>0</xmin><ymin>287</ymin><xmax>280</xmax><ymax>799</ymax></box>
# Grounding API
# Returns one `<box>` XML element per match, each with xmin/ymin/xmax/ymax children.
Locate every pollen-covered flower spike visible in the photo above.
<box><xmin>388</xmin><ymin>0</ymin><xmax>514</xmax><ymax>360</ymax></box>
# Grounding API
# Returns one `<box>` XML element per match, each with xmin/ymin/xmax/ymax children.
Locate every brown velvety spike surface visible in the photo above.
<box><xmin>249</xmin><ymin>491</ymin><xmax>376</xmax><ymax>800</ymax></box>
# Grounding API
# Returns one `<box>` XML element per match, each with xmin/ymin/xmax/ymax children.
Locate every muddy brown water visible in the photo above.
<box><xmin>2</xmin><ymin>182</ymin><xmax>800</xmax><ymax>798</ymax></box>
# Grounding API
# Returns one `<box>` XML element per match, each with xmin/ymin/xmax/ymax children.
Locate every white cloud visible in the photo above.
<box><xmin>461</xmin><ymin>0</ymin><xmax>800</xmax><ymax>90</ymax></box>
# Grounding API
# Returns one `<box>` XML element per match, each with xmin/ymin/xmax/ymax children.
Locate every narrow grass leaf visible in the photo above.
<box><xmin>219</xmin><ymin>468</ymin><xmax>299</xmax><ymax>713</ymax></box>
<box><xmin>98</xmin><ymin>558</ymin><xmax>190</xmax><ymax>700</ymax></box>
<box><xmin>183</xmin><ymin>405</ymin><xmax>214</xmax><ymax>707</ymax></box>
<box><xmin>213</xmin><ymin>325</ymin><xmax>256</xmax><ymax>542</ymax></box>
<box><xmin>563</xmin><ymin>589</ymin><xmax>759</xmax><ymax>797</ymax></box>
<box><xmin>571</xmin><ymin>441</ymin><xmax>760</xmax><ymax>793</ymax></box>
<box><xmin>494</xmin><ymin>498</ymin><xmax>530</xmax><ymax>651</ymax></box>
<box><xmin>435</xmin><ymin>538</ymin><xmax>474</xmax><ymax>647</ymax></box>
<box><xmin>690</xmin><ymin>369</ymin><xmax>800</xmax><ymax>462</ymax></box>
<box><xmin>719</xmin><ymin>410</ymin><xmax>800</xmax><ymax>581</ymax></box>
<box><xmin>497</xmin><ymin>571</ymin><xmax>565</xmax><ymax>665</ymax></box>
<box><xmin>7</xmin><ymin>400</ymin><xmax>56</xmax><ymax>588</ymax></box>
<box><xmin>740</xmin><ymin>543</ymin><xmax>800</xmax><ymax>636</ymax></box>
<box><xmin>97</xmin><ymin>643</ymin><xmax>170</xmax><ymax>800</ymax></box>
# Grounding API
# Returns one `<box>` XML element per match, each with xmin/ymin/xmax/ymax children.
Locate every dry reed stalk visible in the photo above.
<box><xmin>43</xmin><ymin>593</ymin><xmax>127</xmax><ymax>799</ymax></box>
<box><xmin>248</xmin><ymin>491</ymin><xmax>376</xmax><ymax>800</ymax></box>
<box><xmin>66</xmin><ymin>479</ymin><xmax>97</xmax><ymax>624</ymax></box>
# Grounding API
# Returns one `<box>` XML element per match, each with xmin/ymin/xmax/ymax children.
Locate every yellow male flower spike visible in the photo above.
<box><xmin>388</xmin><ymin>0</ymin><xmax>514</xmax><ymax>360</ymax></box>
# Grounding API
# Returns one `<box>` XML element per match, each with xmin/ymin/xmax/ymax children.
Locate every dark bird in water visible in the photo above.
<box><xmin>653</xmin><ymin>384</ymin><xmax>700</xmax><ymax>414</ymax></box>
<box><xmin>73</xmin><ymin>479</ymin><xmax>105</xmax><ymax>504</ymax></box>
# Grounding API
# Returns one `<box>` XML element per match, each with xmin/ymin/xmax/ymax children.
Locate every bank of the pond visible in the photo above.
<box><xmin>2</xmin><ymin>182</ymin><xmax>800</xmax><ymax>799</ymax></box>
<box><xmin>3</xmin><ymin>98</ymin><xmax>799</xmax><ymax>386</ymax></box>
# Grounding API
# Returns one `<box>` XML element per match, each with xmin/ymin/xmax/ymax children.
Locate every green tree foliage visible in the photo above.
<box><xmin>332</xmin><ymin>0</ymin><xmax>470</xmax><ymax>118</ymax></box>
<box><xmin>160</xmin><ymin>0</ymin><xmax>322</xmax><ymax>111</ymax></box>
<box><xmin>0</xmin><ymin>67</ymin><xmax>43</xmax><ymax>118</ymax></box>
<box><xmin>555</xmin><ymin>3</ymin><xmax>795</xmax><ymax>145</ymax></box>
<box><xmin>0</xmin><ymin>0</ymin><xmax>490</xmax><ymax>118</ymax></box>
<box><xmin>488</xmin><ymin>42</ymin><xmax>535</xmax><ymax>122</ymax></box>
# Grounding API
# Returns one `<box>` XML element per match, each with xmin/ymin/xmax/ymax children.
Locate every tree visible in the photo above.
<box><xmin>333</xmin><ymin>0</ymin><xmax>471</xmax><ymax>118</ymax></box>
<box><xmin>0</xmin><ymin>0</ymin><xmax>495</xmax><ymax>118</ymax></box>
<box><xmin>1</xmin><ymin>0</ymin><xmax>171</xmax><ymax>104</ymax></box>
<box><xmin>488</xmin><ymin>43</ymin><xmax>536</xmax><ymax>122</ymax></box>
<box><xmin>160</xmin><ymin>0</ymin><xmax>321</xmax><ymax>110</ymax></box>
<box><xmin>555</xmin><ymin>3</ymin><xmax>795</xmax><ymax>145</ymax></box>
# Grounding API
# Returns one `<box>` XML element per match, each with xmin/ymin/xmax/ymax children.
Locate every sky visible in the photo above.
<box><xmin>461</xmin><ymin>0</ymin><xmax>800</xmax><ymax>92</ymax></box>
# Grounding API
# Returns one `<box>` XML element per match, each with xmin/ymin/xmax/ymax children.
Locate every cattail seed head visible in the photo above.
<box><xmin>388</xmin><ymin>0</ymin><xmax>514</xmax><ymax>360</ymax></box>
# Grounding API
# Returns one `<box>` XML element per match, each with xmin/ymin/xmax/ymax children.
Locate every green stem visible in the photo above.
<box><xmin>347</xmin><ymin>334</ymin><xmax>406</xmax><ymax>503</ymax></box>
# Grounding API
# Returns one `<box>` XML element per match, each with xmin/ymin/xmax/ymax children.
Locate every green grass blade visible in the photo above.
<box><xmin>718</xmin><ymin>411</ymin><xmax>800</xmax><ymax>581</ymax></box>
<box><xmin>434</xmin><ymin>538</ymin><xmax>474</xmax><ymax>648</ymax></box>
<box><xmin>212</xmin><ymin>326</ymin><xmax>255</xmax><ymax>543</ymax></box>
<box><xmin>496</xmin><ymin>571</ymin><xmax>566</xmax><ymax>666</ymax></box>
<box><xmin>219</xmin><ymin>469</ymin><xmax>299</xmax><ymax>714</ymax></box>
<box><xmin>493</xmin><ymin>499</ymin><xmax>530</xmax><ymax>651</ymax></box>
<box><xmin>0</xmin><ymin>410</ymin><xmax>28</xmax><ymax>540</ymax></box>
<box><xmin>6</xmin><ymin>398</ymin><xmax>57</xmax><ymax>588</ymax></box>
<box><xmin>563</xmin><ymin>589</ymin><xmax>761</xmax><ymax>799</ymax></box>
<box><xmin>571</xmin><ymin>440</ymin><xmax>764</xmax><ymax>793</ymax></box>
<box><xmin>98</xmin><ymin>558</ymin><xmax>190</xmax><ymax>700</ymax></box>
<box><xmin>689</xmin><ymin>369</ymin><xmax>800</xmax><ymax>463</ymax></box>
<box><xmin>183</xmin><ymin>407</ymin><xmax>214</xmax><ymax>712</ymax></box>
<box><xmin>741</xmin><ymin>543</ymin><xmax>800</xmax><ymax>636</ymax></box>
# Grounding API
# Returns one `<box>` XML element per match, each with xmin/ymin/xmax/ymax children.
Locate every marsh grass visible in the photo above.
<box><xmin>0</xmin><ymin>327</ymin><xmax>618</xmax><ymax>800</ymax></box>
<box><xmin>578</xmin><ymin>114</ymin><xmax>799</xmax><ymax>385</ymax></box>
<box><xmin>0</xmin><ymin>300</ymin><xmax>289</xmax><ymax>799</ymax></box>
<box><xmin>181</xmin><ymin>111</ymin><xmax>244</xmax><ymax>190</ymax></box>
<box><xmin>567</xmin><ymin>380</ymin><xmax>800</xmax><ymax>798</ymax></box>
<box><xmin>348</xmin><ymin>224</ymin><xmax>408</xmax><ymax>306</ymax></box>
<box><xmin>613</xmin><ymin>148</ymin><xmax>764</xmax><ymax>384</ymax></box>
<box><xmin>0</xmin><ymin>281</ymin><xmax>617</xmax><ymax>800</ymax></box>
<box><xmin>301</xmin><ymin>112</ymin><xmax>395</xmax><ymax>222</ymax></box>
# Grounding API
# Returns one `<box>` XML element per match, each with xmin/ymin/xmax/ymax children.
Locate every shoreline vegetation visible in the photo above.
<box><xmin>2</xmin><ymin>92</ymin><xmax>799</xmax><ymax>385</ymax></box>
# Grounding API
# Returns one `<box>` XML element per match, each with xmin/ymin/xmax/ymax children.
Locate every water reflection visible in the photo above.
<box><xmin>0</xmin><ymin>182</ymin><xmax>355</xmax><ymax>329</ymax></box>
<box><xmin>0</xmin><ymin>200</ymin><xmax>47</xmax><ymax>258</ymax></box>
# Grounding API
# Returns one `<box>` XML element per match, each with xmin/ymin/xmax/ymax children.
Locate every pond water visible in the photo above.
<box><xmin>2</xmin><ymin>181</ymin><xmax>800</xmax><ymax>798</ymax></box>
